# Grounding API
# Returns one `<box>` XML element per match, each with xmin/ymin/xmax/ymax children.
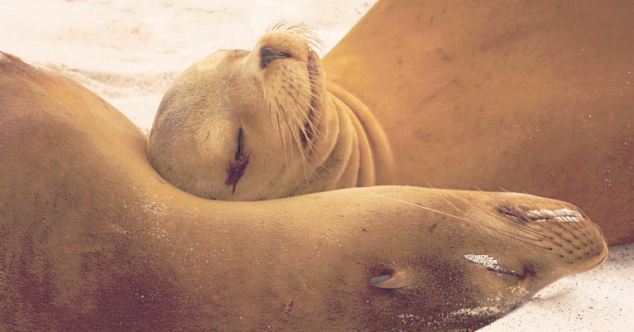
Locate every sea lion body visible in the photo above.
<box><xmin>148</xmin><ymin>28</ymin><xmax>394</xmax><ymax>200</ymax></box>
<box><xmin>324</xmin><ymin>0</ymin><xmax>634</xmax><ymax>244</ymax></box>
<box><xmin>0</xmin><ymin>53</ymin><xmax>607</xmax><ymax>330</ymax></box>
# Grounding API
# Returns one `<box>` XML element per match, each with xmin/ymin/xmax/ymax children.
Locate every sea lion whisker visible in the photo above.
<box><xmin>274</xmin><ymin>96</ymin><xmax>296</xmax><ymax>166</ymax></box>
<box><xmin>281</xmin><ymin>85</ymin><xmax>322</xmax><ymax>153</ymax></box>
<box><xmin>268</xmin><ymin>99</ymin><xmax>290</xmax><ymax>172</ymax></box>
<box><xmin>391</xmin><ymin>198</ymin><xmax>531</xmax><ymax>241</ymax></box>
<box><xmin>285</xmin><ymin>104</ymin><xmax>320</xmax><ymax>179</ymax></box>
<box><xmin>450</xmin><ymin>193</ymin><xmax>555</xmax><ymax>242</ymax></box>
<box><xmin>277</xmin><ymin>100</ymin><xmax>312</xmax><ymax>180</ymax></box>
<box><xmin>285</xmin><ymin>83</ymin><xmax>321</xmax><ymax>118</ymax></box>
<box><xmin>435</xmin><ymin>190</ymin><xmax>465</xmax><ymax>215</ymax></box>
<box><xmin>306</xmin><ymin>41</ymin><xmax>325</xmax><ymax>54</ymax></box>
<box><xmin>269</xmin><ymin>22</ymin><xmax>325</xmax><ymax>53</ymax></box>
<box><xmin>268</xmin><ymin>21</ymin><xmax>286</xmax><ymax>32</ymax></box>
<box><xmin>432</xmin><ymin>186</ymin><xmax>547</xmax><ymax>240</ymax></box>
<box><xmin>279</xmin><ymin>80</ymin><xmax>323</xmax><ymax>138</ymax></box>
<box><xmin>280</xmin><ymin>80</ymin><xmax>313</xmax><ymax>111</ymax></box>
<box><xmin>290</xmin><ymin>77</ymin><xmax>319</xmax><ymax>89</ymax></box>
<box><xmin>493</xmin><ymin>228</ymin><xmax>555</xmax><ymax>250</ymax></box>
<box><xmin>432</xmin><ymin>191</ymin><xmax>556</xmax><ymax>244</ymax></box>
<box><xmin>368</xmin><ymin>192</ymin><xmax>477</xmax><ymax>225</ymax></box>
<box><xmin>285</xmin><ymin>92</ymin><xmax>313</xmax><ymax>147</ymax></box>
<box><xmin>280</xmin><ymin>82</ymin><xmax>322</xmax><ymax>130</ymax></box>
<box><xmin>282</xmin><ymin>80</ymin><xmax>318</xmax><ymax>94</ymax></box>
<box><xmin>266</xmin><ymin>90</ymin><xmax>286</xmax><ymax>148</ymax></box>
<box><xmin>285</xmin><ymin>84</ymin><xmax>319</xmax><ymax>105</ymax></box>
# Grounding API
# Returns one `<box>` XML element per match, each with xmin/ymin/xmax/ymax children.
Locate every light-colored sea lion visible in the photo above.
<box><xmin>148</xmin><ymin>25</ymin><xmax>394</xmax><ymax>200</ymax></box>
<box><xmin>324</xmin><ymin>0</ymin><xmax>634</xmax><ymax>244</ymax></box>
<box><xmin>0</xmin><ymin>52</ymin><xmax>607</xmax><ymax>330</ymax></box>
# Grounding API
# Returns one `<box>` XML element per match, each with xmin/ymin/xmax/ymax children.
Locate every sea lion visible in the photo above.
<box><xmin>0</xmin><ymin>52</ymin><xmax>607</xmax><ymax>330</ymax></box>
<box><xmin>324</xmin><ymin>0</ymin><xmax>634</xmax><ymax>244</ymax></box>
<box><xmin>148</xmin><ymin>25</ymin><xmax>394</xmax><ymax>200</ymax></box>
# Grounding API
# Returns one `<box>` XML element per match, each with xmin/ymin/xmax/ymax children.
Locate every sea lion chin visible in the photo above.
<box><xmin>148</xmin><ymin>25</ymin><xmax>395</xmax><ymax>201</ymax></box>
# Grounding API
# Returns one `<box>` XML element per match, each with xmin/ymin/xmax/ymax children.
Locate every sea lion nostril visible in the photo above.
<box><xmin>260</xmin><ymin>47</ymin><xmax>291</xmax><ymax>68</ymax></box>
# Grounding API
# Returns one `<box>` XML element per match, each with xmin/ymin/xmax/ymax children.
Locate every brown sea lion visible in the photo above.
<box><xmin>148</xmin><ymin>25</ymin><xmax>394</xmax><ymax>200</ymax></box>
<box><xmin>324</xmin><ymin>0</ymin><xmax>634</xmax><ymax>244</ymax></box>
<box><xmin>0</xmin><ymin>52</ymin><xmax>607</xmax><ymax>330</ymax></box>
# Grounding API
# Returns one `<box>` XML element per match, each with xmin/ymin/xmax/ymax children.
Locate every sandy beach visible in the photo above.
<box><xmin>1</xmin><ymin>1</ymin><xmax>632</xmax><ymax>330</ymax></box>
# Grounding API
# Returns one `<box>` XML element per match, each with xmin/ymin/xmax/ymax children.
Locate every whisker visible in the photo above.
<box><xmin>450</xmin><ymin>193</ymin><xmax>554</xmax><ymax>241</ymax></box>
<box><xmin>369</xmin><ymin>191</ymin><xmax>555</xmax><ymax>249</ymax></box>
<box><xmin>274</xmin><ymin>96</ymin><xmax>293</xmax><ymax>166</ymax></box>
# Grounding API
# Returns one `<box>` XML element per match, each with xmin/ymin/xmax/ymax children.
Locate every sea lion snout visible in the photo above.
<box><xmin>492</xmin><ymin>198</ymin><xmax>608</xmax><ymax>270</ymax></box>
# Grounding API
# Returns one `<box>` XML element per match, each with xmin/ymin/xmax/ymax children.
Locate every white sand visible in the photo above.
<box><xmin>0</xmin><ymin>0</ymin><xmax>374</xmax><ymax>131</ymax></box>
<box><xmin>1</xmin><ymin>1</ymin><xmax>632</xmax><ymax>330</ymax></box>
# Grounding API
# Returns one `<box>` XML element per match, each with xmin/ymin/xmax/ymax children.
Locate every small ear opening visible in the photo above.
<box><xmin>370</xmin><ymin>269</ymin><xmax>414</xmax><ymax>289</ymax></box>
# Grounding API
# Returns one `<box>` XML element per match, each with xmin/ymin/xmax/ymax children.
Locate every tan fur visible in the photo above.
<box><xmin>148</xmin><ymin>26</ymin><xmax>394</xmax><ymax>200</ymax></box>
<box><xmin>0</xmin><ymin>52</ymin><xmax>607</xmax><ymax>329</ymax></box>
<box><xmin>324</xmin><ymin>0</ymin><xmax>634</xmax><ymax>245</ymax></box>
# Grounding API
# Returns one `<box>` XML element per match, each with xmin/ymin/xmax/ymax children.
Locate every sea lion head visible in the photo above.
<box><xmin>148</xmin><ymin>26</ymin><xmax>330</xmax><ymax>200</ymax></box>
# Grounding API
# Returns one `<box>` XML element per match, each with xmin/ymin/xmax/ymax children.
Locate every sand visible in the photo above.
<box><xmin>0</xmin><ymin>0</ymin><xmax>374</xmax><ymax>132</ymax></box>
<box><xmin>1</xmin><ymin>1</ymin><xmax>632</xmax><ymax>330</ymax></box>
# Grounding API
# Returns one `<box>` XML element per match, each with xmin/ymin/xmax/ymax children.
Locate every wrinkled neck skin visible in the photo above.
<box><xmin>292</xmin><ymin>81</ymin><xmax>396</xmax><ymax>196</ymax></box>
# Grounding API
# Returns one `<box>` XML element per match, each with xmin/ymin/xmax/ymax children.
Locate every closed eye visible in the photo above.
<box><xmin>235</xmin><ymin>127</ymin><xmax>245</xmax><ymax>161</ymax></box>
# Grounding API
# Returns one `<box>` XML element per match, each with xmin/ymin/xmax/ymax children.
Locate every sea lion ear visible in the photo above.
<box><xmin>370</xmin><ymin>269</ymin><xmax>415</xmax><ymax>289</ymax></box>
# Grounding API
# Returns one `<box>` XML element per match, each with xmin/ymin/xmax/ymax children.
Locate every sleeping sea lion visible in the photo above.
<box><xmin>324</xmin><ymin>0</ymin><xmax>634</xmax><ymax>244</ymax></box>
<box><xmin>0</xmin><ymin>52</ymin><xmax>607</xmax><ymax>330</ymax></box>
<box><xmin>148</xmin><ymin>25</ymin><xmax>394</xmax><ymax>200</ymax></box>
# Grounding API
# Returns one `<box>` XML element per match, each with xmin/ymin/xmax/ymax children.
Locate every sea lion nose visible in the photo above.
<box><xmin>260</xmin><ymin>47</ymin><xmax>291</xmax><ymax>68</ymax></box>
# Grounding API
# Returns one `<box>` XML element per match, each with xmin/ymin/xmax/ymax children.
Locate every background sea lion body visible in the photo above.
<box><xmin>0</xmin><ymin>53</ymin><xmax>607</xmax><ymax>330</ymax></box>
<box><xmin>148</xmin><ymin>28</ymin><xmax>394</xmax><ymax>200</ymax></box>
<box><xmin>324</xmin><ymin>0</ymin><xmax>634</xmax><ymax>245</ymax></box>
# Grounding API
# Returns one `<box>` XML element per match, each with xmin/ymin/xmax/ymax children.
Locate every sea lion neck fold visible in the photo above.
<box><xmin>148</xmin><ymin>28</ymin><xmax>395</xmax><ymax>200</ymax></box>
